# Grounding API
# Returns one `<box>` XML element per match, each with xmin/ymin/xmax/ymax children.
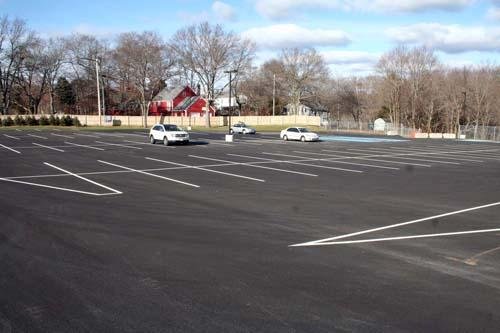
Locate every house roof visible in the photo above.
<box><xmin>153</xmin><ymin>86</ymin><xmax>186</xmax><ymax>102</ymax></box>
<box><xmin>174</xmin><ymin>96</ymin><xmax>199</xmax><ymax>111</ymax></box>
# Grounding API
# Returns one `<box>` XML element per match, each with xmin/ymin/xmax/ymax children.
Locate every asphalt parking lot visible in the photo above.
<box><xmin>1</xmin><ymin>127</ymin><xmax>499</xmax><ymax>332</ymax></box>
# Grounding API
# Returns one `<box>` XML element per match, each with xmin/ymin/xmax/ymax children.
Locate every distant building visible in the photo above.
<box><xmin>148</xmin><ymin>85</ymin><xmax>216</xmax><ymax>117</ymax></box>
<box><xmin>284</xmin><ymin>102</ymin><xmax>329</xmax><ymax>122</ymax></box>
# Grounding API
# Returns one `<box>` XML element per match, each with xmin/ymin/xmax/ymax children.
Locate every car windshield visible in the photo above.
<box><xmin>164</xmin><ymin>125</ymin><xmax>180</xmax><ymax>131</ymax></box>
<box><xmin>298</xmin><ymin>128</ymin><xmax>309</xmax><ymax>132</ymax></box>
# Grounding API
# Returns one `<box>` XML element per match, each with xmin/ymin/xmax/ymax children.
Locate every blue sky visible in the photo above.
<box><xmin>2</xmin><ymin>0</ymin><xmax>500</xmax><ymax>75</ymax></box>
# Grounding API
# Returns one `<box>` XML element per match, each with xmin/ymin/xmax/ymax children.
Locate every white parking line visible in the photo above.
<box><xmin>15</xmin><ymin>129</ymin><xmax>22</xmax><ymax>132</ymax></box>
<box><xmin>123</xmin><ymin>140</ymin><xmax>175</xmax><ymax>148</ymax></box>
<box><xmin>199</xmin><ymin>138</ymin><xmax>235</xmax><ymax>147</ymax></box>
<box><xmin>388</xmin><ymin>146</ymin><xmax>498</xmax><ymax>161</ymax></box>
<box><xmin>298</xmin><ymin>150</ymin><xmax>432</xmax><ymax>168</ymax></box>
<box><xmin>44</xmin><ymin>162</ymin><xmax>122</xmax><ymax>195</ymax></box>
<box><xmin>51</xmin><ymin>133</ymin><xmax>75</xmax><ymax>139</ymax></box>
<box><xmin>145</xmin><ymin>157</ymin><xmax>266</xmax><ymax>182</ymax></box>
<box><xmin>189</xmin><ymin>155</ymin><xmax>318</xmax><ymax>177</ymax></box>
<box><xmin>32</xmin><ymin>143</ymin><xmax>65</xmax><ymax>152</ymax></box>
<box><xmin>358</xmin><ymin>148</ymin><xmax>461</xmax><ymax>165</ymax></box>
<box><xmin>3</xmin><ymin>134</ymin><xmax>20</xmax><ymax>140</ymax></box>
<box><xmin>95</xmin><ymin>141</ymin><xmax>142</xmax><ymax>150</ymax></box>
<box><xmin>0</xmin><ymin>143</ymin><xmax>21</xmax><ymax>154</ymax></box>
<box><xmin>98</xmin><ymin>160</ymin><xmax>200</xmax><ymax>188</ymax></box>
<box><xmin>0</xmin><ymin>163</ymin><xmax>122</xmax><ymax>196</ymax></box>
<box><xmin>391</xmin><ymin>147</ymin><xmax>488</xmax><ymax>163</ymax></box>
<box><xmin>386</xmin><ymin>147</ymin><xmax>484</xmax><ymax>162</ymax></box>
<box><xmin>391</xmin><ymin>147</ymin><xmax>497</xmax><ymax>162</ymax></box>
<box><xmin>28</xmin><ymin>134</ymin><xmax>48</xmax><ymax>140</ymax></box>
<box><xmin>64</xmin><ymin>141</ymin><xmax>105</xmax><ymax>151</ymax></box>
<box><xmin>262</xmin><ymin>152</ymin><xmax>400</xmax><ymax>170</ymax></box>
<box><xmin>290</xmin><ymin>201</ymin><xmax>500</xmax><ymax>247</ymax></box>
<box><xmin>74</xmin><ymin>133</ymin><xmax>101</xmax><ymax>138</ymax></box>
<box><xmin>295</xmin><ymin>228</ymin><xmax>500</xmax><ymax>246</ymax></box>
<box><xmin>34</xmin><ymin>129</ymin><xmax>42</xmax><ymax>132</ymax></box>
<box><xmin>228</xmin><ymin>153</ymin><xmax>364</xmax><ymax>173</ymax></box>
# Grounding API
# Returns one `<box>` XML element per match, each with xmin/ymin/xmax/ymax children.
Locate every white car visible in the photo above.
<box><xmin>280</xmin><ymin>127</ymin><xmax>319</xmax><ymax>142</ymax></box>
<box><xmin>149</xmin><ymin>124</ymin><xmax>189</xmax><ymax>145</ymax></box>
<box><xmin>230</xmin><ymin>122</ymin><xmax>256</xmax><ymax>134</ymax></box>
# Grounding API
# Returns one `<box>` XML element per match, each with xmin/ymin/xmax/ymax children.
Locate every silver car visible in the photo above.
<box><xmin>230</xmin><ymin>123</ymin><xmax>256</xmax><ymax>134</ymax></box>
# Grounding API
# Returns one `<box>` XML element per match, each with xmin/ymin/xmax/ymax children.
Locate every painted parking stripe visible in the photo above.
<box><xmin>228</xmin><ymin>153</ymin><xmax>364</xmax><ymax>173</ymax></box>
<box><xmin>189</xmin><ymin>155</ymin><xmax>318</xmax><ymax>177</ymax></box>
<box><xmin>291</xmin><ymin>201</ymin><xmax>500</xmax><ymax>247</ymax></box>
<box><xmin>0</xmin><ymin>143</ymin><xmax>21</xmax><ymax>154</ymax></box>
<box><xmin>300</xmin><ymin>150</ymin><xmax>431</xmax><ymax>167</ymax></box>
<box><xmin>123</xmin><ymin>140</ymin><xmax>175</xmax><ymax>148</ymax></box>
<box><xmin>95</xmin><ymin>141</ymin><xmax>142</xmax><ymax>150</ymax></box>
<box><xmin>34</xmin><ymin>129</ymin><xmax>42</xmax><ymax>132</ymax></box>
<box><xmin>3</xmin><ymin>134</ymin><xmax>20</xmax><ymax>140</ymax></box>
<box><xmin>295</xmin><ymin>228</ymin><xmax>500</xmax><ymax>246</ymax></box>
<box><xmin>45</xmin><ymin>162</ymin><xmax>122</xmax><ymax>195</ymax></box>
<box><xmin>74</xmin><ymin>133</ymin><xmax>101</xmax><ymax>138</ymax></box>
<box><xmin>64</xmin><ymin>141</ymin><xmax>105</xmax><ymax>151</ymax></box>
<box><xmin>28</xmin><ymin>134</ymin><xmax>48</xmax><ymax>140</ymax></box>
<box><xmin>198</xmin><ymin>138</ymin><xmax>235</xmax><ymax>147</ymax></box>
<box><xmin>51</xmin><ymin>133</ymin><xmax>75</xmax><ymax>139</ymax></box>
<box><xmin>32</xmin><ymin>142</ymin><xmax>65</xmax><ymax>152</ymax></box>
<box><xmin>386</xmin><ymin>147</ymin><xmax>485</xmax><ymax>162</ymax></box>
<box><xmin>0</xmin><ymin>163</ymin><xmax>122</xmax><ymax>196</ymax></box>
<box><xmin>98</xmin><ymin>160</ymin><xmax>199</xmax><ymax>188</ymax></box>
<box><xmin>262</xmin><ymin>152</ymin><xmax>400</xmax><ymax>170</ymax></box>
<box><xmin>358</xmin><ymin>148</ymin><xmax>461</xmax><ymax>165</ymax></box>
<box><xmin>321</xmin><ymin>148</ymin><xmax>456</xmax><ymax>164</ymax></box>
<box><xmin>145</xmin><ymin>157</ymin><xmax>265</xmax><ymax>182</ymax></box>
<box><xmin>396</xmin><ymin>145</ymin><xmax>500</xmax><ymax>156</ymax></box>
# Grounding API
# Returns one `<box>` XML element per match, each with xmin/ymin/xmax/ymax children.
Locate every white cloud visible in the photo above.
<box><xmin>212</xmin><ymin>1</ymin><xmax>237</xmax><ymax>21</ymax></box>
<box><xmin>321</xmin><ymin>50</ymin><xmax>380</xmax><ymax>65</ymax></box>
<box><xmin>386</xmin><ymin>23</ymin><xmax>500</xmax><ymax>53</ymax></box>
<box><xmin>255</xmin><ymin>0</ymin><xmax>342</xmax><ymax>19</ymax></box>
<box><xmin>241</xmin><ymin>24</ymin><xmax>351</xmax><ymax>50</ymax></box>
<box><xmin>487</xmin><ymin>7</ymin><xmax>500</xmax><ymax>20</ymax></box>
<box><xmin>254</xmin><ymin>0</ymin><xmax>473</xmax><ymax>19</ymax></box>
<box><xmin>369</xmin><ymin>0</ymin><xmax>472</xmax><ymax>13</ymax></box>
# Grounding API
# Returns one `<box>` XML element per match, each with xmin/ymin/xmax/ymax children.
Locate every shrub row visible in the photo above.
<box><xmin>0</xmin><ymin>115</ymin><xmax>81</xmax><ymax>127</ymax></box>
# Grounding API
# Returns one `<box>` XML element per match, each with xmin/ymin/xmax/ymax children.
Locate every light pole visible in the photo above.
<box><xmin>224</xmin><ymin>69</ymin><xmax>238</xmax><ymax>133</ymax></box>
<box><xmin>459</xmin><ymin>89</ymin><xmax>466</xmax><ymax>139</ymax></box>
<box><xmin>81</xmin><ymin>57</ymin><xmax>102</xmax><ymax>126</ymax></box>
<box><xmin>272</xmin><ymin>73</ymin><xmax>276</xmax><ymax>116</ymax></box>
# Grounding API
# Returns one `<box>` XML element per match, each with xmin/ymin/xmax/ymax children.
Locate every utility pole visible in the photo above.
<box><xmin>95</xmin><ymin>58</ymin><xmax>101</xmax><ymax>126</ymax></box>
<box><xmin>272</xmin><ymin>73</ymin><xmax>276</xmax><ymax>116</ymax></box>
<box><xmin>224</xmin><ymin>69</ymin><xmax>238</xmax><ymax>133</ymax></box>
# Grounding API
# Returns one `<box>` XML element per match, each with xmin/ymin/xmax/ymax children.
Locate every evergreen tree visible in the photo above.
<box><xmin>55</xmin><ymin>77</ymin><xmax>76</xmax><ymax>111</ymax></box>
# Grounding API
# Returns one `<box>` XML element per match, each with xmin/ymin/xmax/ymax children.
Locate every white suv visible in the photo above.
<box><xmin>149</xmin><ymin>124</ymin><xmax>189</xmax><ymax>145</ymax></box>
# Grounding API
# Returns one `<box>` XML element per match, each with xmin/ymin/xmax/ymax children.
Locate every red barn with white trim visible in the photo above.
<box><xmin>149</xmin><ymin>86</ymin><xmax>215</xmax><ymax>117</ymax></box>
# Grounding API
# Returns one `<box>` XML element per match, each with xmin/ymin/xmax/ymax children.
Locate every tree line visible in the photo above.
<box><xmin>0</xmin><ymin>15</ymin><xmax>498</xmax><ymax>130</ymax></box>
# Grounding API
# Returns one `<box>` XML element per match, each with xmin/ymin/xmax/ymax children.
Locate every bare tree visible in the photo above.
<box><xmin>16</xmin><ymin>37</ymin><xmax>66</xmax><ymax>114</ymax></box>
<box><xmin>0</xmin><ymin>16</ymin><xmax>34</xmax><ymax>114</ymax></box>
<box><xmin>114</xmin><ymin>31</ymin><xmax>172</xmax><ymax>127</ymax></box>
<box><xmin>169</xmin><ymin>22</ymin><xmax>255</xmax><ymax>126</ymax></box>
<box><xmin>278</xmin><ymin>48</ymin><xmax>329</xmax><ymax>115</ymax></box>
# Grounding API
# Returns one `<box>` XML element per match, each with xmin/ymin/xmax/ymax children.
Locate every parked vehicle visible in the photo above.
<box><xmin>149</xmin><ymin>124</ymin><xmax>189</xmax><ymax>145</ymax></box>
<box><xmin>280</xmin><ymin>127</ymin><xmax>319</xmax><ymax>142</ymax></box>
<box><xmin>230</xmin><ymin>122</ymin><xmax>256</xmax><ymax>134</ymax></box>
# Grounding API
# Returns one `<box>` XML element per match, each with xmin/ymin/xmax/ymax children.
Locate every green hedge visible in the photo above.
<box><xmin>0</xmin><ymin>115</ymin><xmax>81</xmax><ymax>127</ymax></box>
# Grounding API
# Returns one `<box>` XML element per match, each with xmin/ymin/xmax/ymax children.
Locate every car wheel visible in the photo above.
<box><xmin>163</xmin><ymin>137</ymin><xmax>170</xmax><ymax>146</ymax></box>
<box><xmin>150</xmin><ymin>135</ymin><xmax>156</xmax><ymax>144</ymax></box>
<box><xmin>300</xmin><ymin>136</ymin><xmax>306</xmax><ymax>142</ymax></box>
<box><xmin>283</xmin><ymin>135</ymin><xmax>288</xmax><ymax>141</ymax></box>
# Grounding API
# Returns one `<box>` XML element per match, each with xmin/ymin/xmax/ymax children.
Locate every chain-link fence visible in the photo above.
<box><xmin>323</xmin><ymin>120</ymin><xmax>411</xmax><ymax>136</ymax></box>
<box><xmin>459</xmin><ymin>125</ymin><xmax>500</xmax><ymax>142</ymax></box>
